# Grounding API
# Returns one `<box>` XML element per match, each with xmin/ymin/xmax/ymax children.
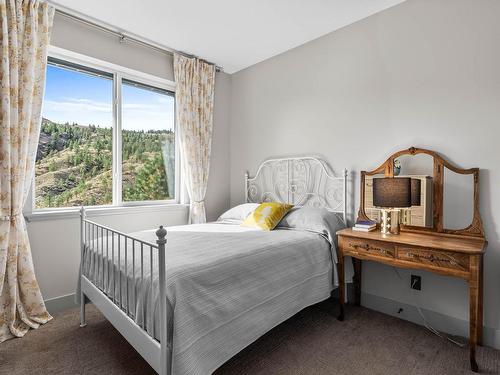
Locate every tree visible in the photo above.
<box><xmin>123</xmin><ymin>154</ymin><xmax>168</xmax><ymax>201</ymax></box>
<box><xmin>35</xmin><ymin>120</ymin><xmax>174</xmax><ymax>208</ymax></box>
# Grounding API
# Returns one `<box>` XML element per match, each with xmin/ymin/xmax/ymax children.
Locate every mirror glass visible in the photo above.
<box><xmin>363</xmin><ymin>153</ymin><xmax>434</xmax><ymax>227</ymax></box>
<box><xmin>363</xmin><ymin>173</ymin><xmax>384</xmax><ymax>223</ymax></box>
<box><xmin>396</xmin><ymin>154</ymin><xmax>434</xmax><ymax>176</ymax></box>
<box><xmin>443</xmin><ymin>167</ymin><xmax>474</xmax><ymax>230</ymax></box>
<box><xmin>396</xmin><ymin>154</ymin><xmax>434</xmax><ymax>228</ymax></box>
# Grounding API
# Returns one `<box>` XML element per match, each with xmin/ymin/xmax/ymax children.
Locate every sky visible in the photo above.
<box><xmin>42</xmin><ymin>64</ymin><xmax>175</xmax><ymax>132</ymax></box>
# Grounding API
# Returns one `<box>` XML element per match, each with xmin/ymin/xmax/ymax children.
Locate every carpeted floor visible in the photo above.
<box><xmin>1</xmin><ymin>300</ymin><xmax>499</xmax><ymax>375</ymax></box>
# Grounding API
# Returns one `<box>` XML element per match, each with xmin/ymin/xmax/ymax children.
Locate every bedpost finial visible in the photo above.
<box><xmin>156</xmin><ymin>225</ymin><xmax>167</xmax><ymax>245</ymax></box>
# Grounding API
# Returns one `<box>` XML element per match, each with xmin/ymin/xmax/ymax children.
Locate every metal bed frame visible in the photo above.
<box><xmin>245</xmin><ymin>156</ymin><xmax>347</xmax><ymax>221</ymax></box>
<box><xmin>79</xmin><ymin>212</ymin><xmax>169</xmax><ymax>373</ymax></box>
<box><xmin>79</xmin><ymin>156</ymin><xmax>348</xmax><ymax>375</ymax></box>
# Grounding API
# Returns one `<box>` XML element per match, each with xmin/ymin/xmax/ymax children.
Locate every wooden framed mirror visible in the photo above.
<box><xmin>357</xmin><ymin>147</ymin><xmax>484</xmax><ymax>238</ymax></box>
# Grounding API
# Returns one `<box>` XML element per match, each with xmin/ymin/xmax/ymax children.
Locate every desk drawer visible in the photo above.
<box><xmin>397</xmin><ymin>247</ymin><xmax>469</xmax><ymax>272</ymax></box>
<box><xmin>340</xmin><ymin>237</ymin><xmax>395</xmax><ymax>259</ymax></box>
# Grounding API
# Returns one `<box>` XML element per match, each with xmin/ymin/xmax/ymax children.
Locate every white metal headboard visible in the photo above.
<box><xmin>245</xmin><ymin>156</ymin><xmax>348</xmax><ymax>223</ymax></box>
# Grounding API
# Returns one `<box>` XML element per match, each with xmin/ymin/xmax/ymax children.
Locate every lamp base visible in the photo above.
<box><xmin>380</xmin><ymin>209</ymin><xmax>401</xmax><ymax>235</ymax></box>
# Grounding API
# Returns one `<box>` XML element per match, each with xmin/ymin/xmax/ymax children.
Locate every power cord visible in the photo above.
<box><xmin>392</xmin><ymin>267</ymin><xmax>465</xmax><ymax>348</ymax></box>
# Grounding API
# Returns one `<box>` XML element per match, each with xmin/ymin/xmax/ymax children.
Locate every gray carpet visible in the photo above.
<box><xmin>1</xmin><ymin>300</ymin><xmax>499</xmax><ymax>374</ymax></box>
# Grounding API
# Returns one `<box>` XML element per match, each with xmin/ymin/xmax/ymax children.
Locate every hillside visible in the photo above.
<box><xmin>35</xmin><ymin>118</ymin><xmax>174</xmax><ymax>208</ymax></box>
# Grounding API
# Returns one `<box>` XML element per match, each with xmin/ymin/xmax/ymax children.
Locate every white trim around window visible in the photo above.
<box><xmin>25</xmin><ymin>46</ymin><xmax>183</xmax><ymax>221</ymax></box>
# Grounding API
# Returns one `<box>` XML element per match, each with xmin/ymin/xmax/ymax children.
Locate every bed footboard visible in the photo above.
<box><xmin>79</xmin><ymin>207</ymin><xmax>169</xmax><ymax>375</ymax></box>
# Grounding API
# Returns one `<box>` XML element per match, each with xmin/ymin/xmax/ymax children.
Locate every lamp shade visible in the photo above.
<box><xmin>373</xmin><ymin>177</ymin><xmax>411</xmax><ymax>208</ymax></box>
<box><xmin>411</xmin><ymin>178</ymin><xmax>421</xmax><ymax>206</ymax></box>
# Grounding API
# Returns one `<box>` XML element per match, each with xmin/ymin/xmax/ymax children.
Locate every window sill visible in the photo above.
<box><xmin>25</xmin><ymin>203</ymin><xmax>189</xmax><ymax>222</ymax></box>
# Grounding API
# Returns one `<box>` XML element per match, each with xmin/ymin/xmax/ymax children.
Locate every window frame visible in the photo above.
<box><xmin>26</xmin><ymin>46</ymin><xmax>180</xmax><ymax>218</ymax></box>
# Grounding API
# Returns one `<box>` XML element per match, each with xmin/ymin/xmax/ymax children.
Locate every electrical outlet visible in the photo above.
<box><xmin>411</xmin><ymin>275</ymin><xmax>421</xmax><ymax>291</ymax></box>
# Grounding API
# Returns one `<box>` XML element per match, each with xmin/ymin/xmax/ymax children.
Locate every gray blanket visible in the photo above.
<box><xmin>82</xmin><ymin>222</ymin><xmax>343</xmax><ymax>375</ymax></box>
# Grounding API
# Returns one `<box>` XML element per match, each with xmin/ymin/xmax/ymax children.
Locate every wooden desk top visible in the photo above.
<box><xmin>336</xmin><ymin>228</ymin><xmax>486</xmax><ymax>254</ymax></box>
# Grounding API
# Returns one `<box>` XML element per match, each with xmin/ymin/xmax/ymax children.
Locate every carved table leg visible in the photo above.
<box><xmin>338</xmin><ymin>253</ymin><xmax>345</xmax><ymax>321</ymax></box>
<box><xmin>469</xmin><ymin>255</ymin><xmax>481</xmax><ymax>373</ymax></box>
<box><xmin>478</xmin><ymin>256</ymin><xmax>484</xmax><ymax>346</ymax></box>
<box><xmin>352</xmin><ymin>258</ymin><xmax>362</xmax><ymax>306</ymax></box>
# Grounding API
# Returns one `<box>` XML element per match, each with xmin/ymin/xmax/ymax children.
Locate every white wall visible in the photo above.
<box><xmin>50</xmin><ymin>13</ymin><xmax>174</xmax><ymax>81</ymax></box>
<box><xmin>28</xmin><ymin>207</ymin><xmax>188</xmax><ymax>304</ymax></box>
<box><xmin>30</xmin><ymin>13</ymin><xmax>231</xmax><ymax>310</ymax></box>
<box><xmin>229</xmin><ymin>0</ymin><xmax>500</xmax><ymax>346</ymax></box>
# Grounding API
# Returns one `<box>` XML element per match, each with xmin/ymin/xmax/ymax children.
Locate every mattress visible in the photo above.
<box><xmin>81</xmin><ymin>221</ymin><xmax>346</xmax><ymax>375</ymax></box>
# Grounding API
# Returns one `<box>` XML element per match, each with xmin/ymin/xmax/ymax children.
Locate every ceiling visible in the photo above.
<box><xmin>52</xmin><ymin>0</ymin><xmax>406</xmax><ymax>74</ymax></box>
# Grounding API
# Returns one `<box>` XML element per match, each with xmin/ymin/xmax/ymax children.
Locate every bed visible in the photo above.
<box><xmin>78</xmin><ymin>156</ymin><xmax>349</xmax><ymax>375</ymax></box>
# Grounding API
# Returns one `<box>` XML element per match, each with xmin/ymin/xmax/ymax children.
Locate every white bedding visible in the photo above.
<box><xmin>82</xmin><ymin>221</ymin><xmax>346</xmax><ymax>375</ymax></box>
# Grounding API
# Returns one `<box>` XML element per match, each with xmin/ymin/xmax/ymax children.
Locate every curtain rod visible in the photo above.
<box><xmin>52</xmin><ymin>7</ymin><xmax>223</xmax><ymax>72</ymax></box>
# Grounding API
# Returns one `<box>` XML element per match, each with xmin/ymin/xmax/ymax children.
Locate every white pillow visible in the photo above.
<box><xmin>276</xmin><ymin>206</ymin><xmax>346</xmax><ymax>261</ymax></box>
<box><xmin>217</xmin><ymin>203</ymin><xmax>259</xmax><ymax>223</ymax></box>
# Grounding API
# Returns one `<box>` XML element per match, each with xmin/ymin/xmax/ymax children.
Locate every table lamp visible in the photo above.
<box><xmin>373</xmin><ymin>177</ymin><xmax>412</xmax><ymax>234</ymax></box>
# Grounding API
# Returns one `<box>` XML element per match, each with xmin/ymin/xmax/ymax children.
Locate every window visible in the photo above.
<box><xmin>34</xmin><ymin>54</ymin><xmax>176</xmax><ymax>211</ymax></box>
<box><xmin>121</xmin><ymin>79</ymin><xmax>175</xmax><ymax>202</ymax></box>
<box><xmin>36</xmin><ymin>59</ymin><xmax>113</xmax><ymax>208</ymax></box>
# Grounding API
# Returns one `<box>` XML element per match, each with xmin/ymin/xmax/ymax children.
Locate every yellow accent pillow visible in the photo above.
<box><xmin>241</xmin><ymin>202</ymin><xmax>294</xmax><ymax>231</ymax></box>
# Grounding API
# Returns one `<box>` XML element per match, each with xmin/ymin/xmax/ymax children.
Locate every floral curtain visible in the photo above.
<box><xmin>0</xmin><ymin>0</ymin><xmax>54</xmax><ymax>343</ymax></box>
<box><xmin>173</xmin><ymin>54</ymin><xmax>215</xmax><ymax>223</ymax></box>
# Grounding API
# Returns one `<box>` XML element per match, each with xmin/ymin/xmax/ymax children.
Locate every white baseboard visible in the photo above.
<box><xmin>44</xmin><ymin>293</ymin><xmax>77</xmax><ymax>314</ymax></box>
<box><xmin>361</xmin><ymin>292</ymin><xmax>500</xmax><ymax>350</ymax></box>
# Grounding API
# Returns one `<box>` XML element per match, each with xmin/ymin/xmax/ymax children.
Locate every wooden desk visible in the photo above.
<box><xmin>336</xmin><ymin>228</ymin><xmax>486</xmax><ymax>372</ymax></box>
